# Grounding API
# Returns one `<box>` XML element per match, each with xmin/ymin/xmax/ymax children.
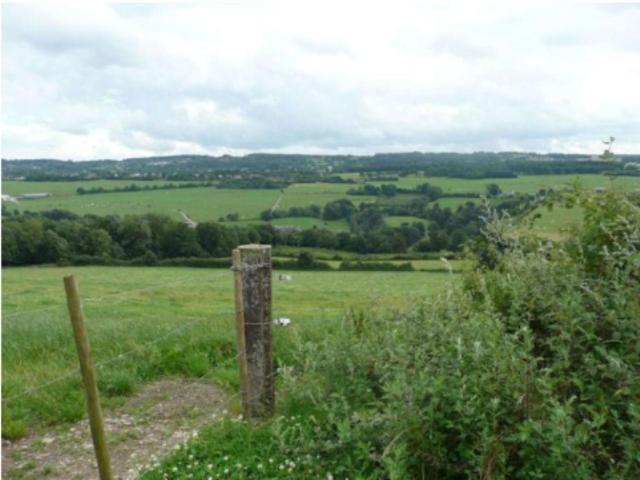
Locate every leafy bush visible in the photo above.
<box><xmin>143</xmin><ymin>188</ymin><xmax>640</xmax><ymax>479</ymax></box>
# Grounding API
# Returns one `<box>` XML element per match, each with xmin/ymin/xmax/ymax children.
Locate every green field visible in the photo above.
<box><xmin>5</xmin><ymin>187</ymin><xmax>280</xmax><ymax>222</ymax></box>
<box><xmin>3</xmin><ymin>174</ymin><xmax>637</xmax><ymax>233</ymax></box>
<box><xmin>2</xmin><ymin>179</ymin><xmax>203</xmax><ymax>197</ymax></box>
<box><xmin>277</xmin><ymin>182</ymin><xmax>376</xmax><ymax>210</ymax></box>
<box><xmin>2</xmin><ymin>266</ymin><xmax>458</xmax><ymax>434</ymax></box>
<box><xmin>368</xmin><ymin>174</ymin><xmax>639</xmax><ymax>194</ymax></box>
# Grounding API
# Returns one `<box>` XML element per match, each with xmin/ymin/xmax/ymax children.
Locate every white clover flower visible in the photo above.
<box><xmin>223</xmin><ymin>455</ymin><xmax>229</xmax><ymax>461</ymax></box>
<box><xmin>207</xmin><ymin>464</ymin><xmax>213</xmax><ymax>469</ymax></box>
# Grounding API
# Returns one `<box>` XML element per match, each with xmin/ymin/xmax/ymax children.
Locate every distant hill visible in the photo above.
<box><xmin>2</xmin><ymin>152</ymin><xmax>639</xmax><ymax>181</ymax></box>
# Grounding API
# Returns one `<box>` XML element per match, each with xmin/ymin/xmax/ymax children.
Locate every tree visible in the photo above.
<box><xmin>197</xmin><ymin>222</ymin><xmax>223</xmax><ymax>255</ymax></box>
<box><xmin>40</xmin><ymin>230</ymin><xmax>70</xmax><ymax>263</ymax></box>
<box><xmin>83</xmin><ymin>228</ymin><xmax>113</xmax><ymax>257</ymax></box>
<box><xmin>160</xmin><ymin>223</ymin><xmax>204</xmax><ymax>258</ymax></box>
<box><xmin>2</xmin><ymin>225</ymin><xmax>19</xmax><ymax>265</ymax></box>
<box><xmin>323</xmin><ymin>199</ymin><xmax>356</xmax><ymax>220</ymax></box>
<box><xmin>297</xmin><ymin>251</ymin><xmax>316</xmax><ymax>268</ymax></box>
<box><xmin>486</xmin><ymin>183</ymin><xmax>502</xmax><ymax>197</ymax></box>
<box><xmin>117</xmin><ymin>217</ymin><xmax>152</xmax><ymax>258</ymax></box>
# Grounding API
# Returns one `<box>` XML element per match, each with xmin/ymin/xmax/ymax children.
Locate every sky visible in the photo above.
<box><xmin>2</xmin><ymin>1</ymin><xmax>640</xmax><ymax>160</ymax></box>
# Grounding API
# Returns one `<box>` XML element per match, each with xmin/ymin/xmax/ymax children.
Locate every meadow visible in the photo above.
<box><xmin>1</xmin><ymin>265</ymin><xmax>458</xmax><ymax>435</ymax></box>
<box><xmin>4</xmin><ymin>174</ymin><xmax>636</xmax><ymax>229</ymax></box>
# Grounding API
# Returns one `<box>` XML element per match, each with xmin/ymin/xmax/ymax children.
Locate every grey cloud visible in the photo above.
<box><xmin>2</xmin><ymin>2</ymin><xmax>640</xmax><ymax>159</ymax></box>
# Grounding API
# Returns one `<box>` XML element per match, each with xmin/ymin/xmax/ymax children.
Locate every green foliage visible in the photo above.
<box><xmin>322</xmin><ymin>198</ymin><xmax>356</xmax><ymax>220</ymax></box>
<box><xmin>145</xmin><ymin>188</ymin><xmax>639</xmax><ymax>478</ymax></box>
<box><xmin>98</xmin><ymin>371</ymin><xmax>136</xmax><ymax>397</ymax></box>
<box><xmin>486</xmin><ymin>182</ymin><xmax>502</xmax><ymax>197</ymax></box>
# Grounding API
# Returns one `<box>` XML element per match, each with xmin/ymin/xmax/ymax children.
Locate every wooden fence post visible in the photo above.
<box><xmin>63</xmin><ymin>274</ymin><xmax>113</xmax><ymax>480</ymax></box>
<box><xmin>232</xmin><ymin>244</ymin><xmax>274</xmax><ymax>418</ymax></box>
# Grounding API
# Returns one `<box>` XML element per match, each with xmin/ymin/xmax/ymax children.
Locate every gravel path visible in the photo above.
<box><xmin>2</xmin><ymin>379</ymin><xmax>229</xmax><ymax>480</ymax></box>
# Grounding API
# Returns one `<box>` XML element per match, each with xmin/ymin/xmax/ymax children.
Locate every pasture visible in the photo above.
<box><xmin>4</xmin><ymin>174</ymin><xmax>636</xmax><ymax>229</ymax></box>
<box><xmin>2</xmin><ymin>266</ymin><xmax>458</xmax><ymax>435</ymax></box>
<box><xmin>365</xmin><ymin>173</ymin><xmax>638</xmax><ymax>194</ymax></box>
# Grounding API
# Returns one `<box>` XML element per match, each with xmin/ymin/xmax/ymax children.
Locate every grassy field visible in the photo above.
<box><xmin>3</xmin><ymin>174</ymin><xmax>636</xmax><ymax>231</ymax></box>
<box><xmin>277</xmin><ymin>182</ymin><xmax>376</xmax><ymax>210</ymax></box>
<box><xmin>2</xmin><ymin>266</ymin><xmax>458</xmax><ymax>436</ymax></box>
<box><xmin>5</xmin><ymin>187</ymin><xmax>280</xmax><ymax>222</ymax></box>
<box><xmin>2</xmin><ymin>179</ymin><xmax>203</xmax><ymax>197</ymax></box>
<box><xmin>366</xmin><ymin>173</ymin><xmax>639</xmax><ymax>194</ymax></box>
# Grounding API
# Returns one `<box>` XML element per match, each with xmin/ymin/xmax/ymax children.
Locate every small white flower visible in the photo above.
<box><xmin>207</xmin><ymin>464</ymin><xmax>213</xmax><ymax>469</ymax></box>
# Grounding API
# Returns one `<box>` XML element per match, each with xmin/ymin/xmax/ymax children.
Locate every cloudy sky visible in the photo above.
<box><xmin>2</xmin><ymin>2</ymin><xmax>640</xmax><ymax>160</ymax></box>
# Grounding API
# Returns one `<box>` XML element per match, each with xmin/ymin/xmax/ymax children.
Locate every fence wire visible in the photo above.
<box><xmin>1</xmin><ymin>312</ymin><xmax>237</xmax><ymax>405</ymax></box>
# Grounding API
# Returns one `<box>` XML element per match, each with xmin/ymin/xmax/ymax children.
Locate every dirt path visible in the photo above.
<box><xmin>2</xmin><ymin>379</ymin><xmax>229</xmax><ymax>480</ymax></box>
<box><xmin>270</xmin><ymin>191</ymin><xmax>284</xmax><ymax>214</ymax></box>
<box><xmin>179</xmin><ymin>211</ymin><xmax>198</xmax><ymax>228</ymax></box>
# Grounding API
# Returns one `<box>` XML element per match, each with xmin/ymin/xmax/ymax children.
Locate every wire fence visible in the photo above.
<box><xmin>1</xmin><ymin>313</ymin><xmax>237</xmax><ymax>405</ymax></box>
<box><xmin>1</xmin><ymin>267</ymin><xmax>329</xmax><ymax>412</ymax></box>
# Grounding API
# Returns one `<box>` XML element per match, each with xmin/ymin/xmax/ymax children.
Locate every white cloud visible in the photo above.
<box><xmin>2</xmin><ymin>1</ymin><xmax>640</xmax><ymax>159</ymax></box>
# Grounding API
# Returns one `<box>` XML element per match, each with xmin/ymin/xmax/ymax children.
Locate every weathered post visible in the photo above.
<box><xmin>232</xmin><ymin>244</ymin><xmax>274</xmax><ymax>418</ymax></box>
<box><xmin>63</xmin><ymin>275</ymin><xmax>113</xmax><ymax>480</ymax></box>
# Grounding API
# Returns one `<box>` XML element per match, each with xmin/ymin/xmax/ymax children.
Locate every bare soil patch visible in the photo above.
<box><xmin>2</xmin><ymin>378</ymin><xmax>228</xmax><ymax>480</ymax></box>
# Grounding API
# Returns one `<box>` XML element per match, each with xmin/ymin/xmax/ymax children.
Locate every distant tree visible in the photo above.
<box><xmin>118</xmin><ymin>217</ymin><xmax>153</xmax><ymax>258</ymax></box>
<box><xmin>226</xmin><ymin>213</ymin><xmax>240</xmax><ymax>221</ymax></box>
<box><xmin>349</xmin><ymin>207</ymin><xmax>384</xmax><ymax>233</ymax></box>
<box><xmin>416</xmin><ymin>183</ymin><xmax>443</xmax><ymax>201</ymax></box>
<box><xmin>83</xmin><ymin>228</ymin><xmax>112</xmax><ymax>257</ymax></box>
<box><xmin>40</xmin><ymin>230</ymin><xmax>70</xmax><ymax>263</ymax></box>
<box><xmin>380</xmin><ymin>184</ymin><xmax>398</xmax><ymax>197</ymax></box>
<box><xmin>297</xmin><ymin>251</ymin><xmax>316</xmax><ymax>268</ymax></box>
<box><xmin>1</xmin><ymin>225</ymin><xmax>19</xmax><ymax>265</ymax></box>
<box><xmin>486</xmin><ymin>183</ymin><xmax>502</xmax><ymax>197</ymax></box>
<box><xmin>160</xmin><ymin>223</ymin><xmax>204</xmax><ymax>258</ymax></box>
<box><xmin>323</xmin><ymin>199</ymin><xmax>356</xmax><ymax>220</ymax></box>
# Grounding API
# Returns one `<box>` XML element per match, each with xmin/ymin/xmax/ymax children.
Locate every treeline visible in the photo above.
<box><xmin>1</xmin><ymin>208</ymin><xmax>427</xmax><ymax>266</ymax></box>
<box><xmin>4</xmin><ymin>151</ymin><xmax>639</xmax><ymax>181</ymax></box>
<box><xmin>217</xmin><ymin>174</ymin><xmax>354</xmax><ymax>190</ymax></box>
<box><xmin>77</xmin><ymin>182</ymin><xmax>214</xmax><ymax>195</ymax></box>
<box><xmin>347</xmin><ymin>182</ymin><xmax>480</xmax><ymax>200</ymax></box>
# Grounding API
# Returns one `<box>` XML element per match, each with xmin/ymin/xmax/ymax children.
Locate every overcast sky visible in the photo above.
<box><xmin>2</xmin><ymin>2</ymin><xmax>640</xmax><ymax>160</ymax></box>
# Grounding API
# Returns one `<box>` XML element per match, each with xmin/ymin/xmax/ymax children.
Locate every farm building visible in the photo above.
<box><xmin>18</xmin><ymin>192</ymin><xmax>51</xmax><ymax>200</ymax></box>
